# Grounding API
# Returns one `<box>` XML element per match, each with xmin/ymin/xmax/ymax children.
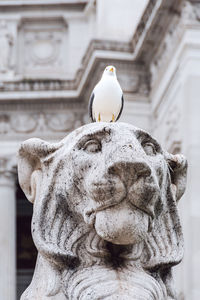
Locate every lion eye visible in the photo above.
<box><xmin>142</xmin><ymin>142</ymin><xmax>157</xmax><ymax>156</ymax></box>
<box><xmin>83</xmin><ymin>139</ymin><xmax>101</xmax><ymax>153</ymax></box>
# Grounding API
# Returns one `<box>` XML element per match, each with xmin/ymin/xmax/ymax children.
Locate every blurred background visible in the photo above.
<box><xmin>0</xmin><ymin>0</ymin><xmax>199</xmax><ymax>299</ymax></box>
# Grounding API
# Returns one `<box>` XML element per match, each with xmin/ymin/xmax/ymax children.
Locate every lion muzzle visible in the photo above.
<box><xmin>85</xmin><ymin>160</ymin><xmax>154</xmax><ymax>245</ymax></box>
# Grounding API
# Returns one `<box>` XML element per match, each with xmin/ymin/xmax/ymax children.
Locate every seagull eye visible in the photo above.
<box><xmin>142</xmin><ymin>142</ymin><xmax>157</xmax><ymax>156</ymax></box>
<box><xmin>83</xmin><ymin>139</ymin><xmax>101</xmax><ymax>153</ymax></box>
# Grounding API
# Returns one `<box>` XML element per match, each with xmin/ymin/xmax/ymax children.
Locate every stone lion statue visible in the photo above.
<box><xmin>18</xmin><ymin>122</ymin><xmax>187</xmax><ymax>300</ymax></box>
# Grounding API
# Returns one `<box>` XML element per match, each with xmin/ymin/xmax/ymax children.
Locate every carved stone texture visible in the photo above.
<box><xmin>18</xmin><ymin>18</ymin><xmax>68</xmax><ymax>78</ymax></box>
<box><xmin>0</xmin><ymin>20</ymin><xmax>13</xmax><ymax>74</ymax></box>
<box><xmin>18</xmin><ymin>122</ymin><xmax>187</xmax><ymax>300</ymax></box>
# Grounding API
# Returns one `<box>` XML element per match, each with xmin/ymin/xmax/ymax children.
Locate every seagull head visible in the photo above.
<box><xmin>102</xmin><ymin>65</ymin><xmax>117</xmax><ymax>77</ymax></box>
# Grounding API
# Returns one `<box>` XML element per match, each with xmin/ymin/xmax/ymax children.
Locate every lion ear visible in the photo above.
<box><xmin>18</xmin><ymin>138</ymin><xmax>60</xmax><ymax>203</ymax></box>
<box><xmin>166</xmin><ymin>153</ymin><xmax>188</xmax><ymax>201</ymax></box>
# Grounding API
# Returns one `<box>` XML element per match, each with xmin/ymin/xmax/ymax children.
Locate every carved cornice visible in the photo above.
<box><xmin>135</xmin><ymin>0</ymin><xmax>183</xmax><ymax>64</ymax></box>
<box><xmin>149</xmin><ymin>0</ymin><xmax>200</xmax><ymax>91</ymax></box>
<box><xmin>0</xmin><ymin>79</ymin><xmax>76</xmax><ymax>93</ymax></box>
<box><xmin>0</xmin><ymin>0</ymin><xmax>183</xmax><ymax>102</ymax></box>
<box><xmin>0</xmin><ymin>0</ymin><xmax>88</xmax><ymax>10</ymax></box>
<box><xmin>0</xmin><ymin>99</ymin><xmax>85</xmax><ymax>110</ymax></box>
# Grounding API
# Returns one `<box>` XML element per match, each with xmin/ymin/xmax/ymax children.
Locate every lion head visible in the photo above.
<box><xmin>18</xmin><ymin>122</ymin><xmax>187</xmax><ymax>299</ymax></box>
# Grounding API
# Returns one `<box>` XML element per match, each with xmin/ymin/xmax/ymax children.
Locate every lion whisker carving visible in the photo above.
<box><xmin>18</xmin><ymin>122</ymin><xmax>187</xmax><ymax>300</ymax></box>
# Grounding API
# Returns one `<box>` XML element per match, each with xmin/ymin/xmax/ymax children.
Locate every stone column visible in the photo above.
<box><xmin>0</xmin><ymin>156</ymin><xmax>16</xmax><ymax>300</ymax></box>
<box><xmin>182</xmin><ymin>74</ymin><xmax>200</xmax><ymax>300</ymax></box>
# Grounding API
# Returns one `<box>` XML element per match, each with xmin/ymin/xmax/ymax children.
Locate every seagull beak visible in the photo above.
<box><xmin>110</xmin><ymin>67</ymin><xmax>114</xmax><ymax>72</ymax></box>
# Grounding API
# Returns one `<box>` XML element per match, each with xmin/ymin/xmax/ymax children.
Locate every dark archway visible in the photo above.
<box><xmin>16</xmin><ymin>181</ymin><xmax>37</xmax><ymax>299</ymax></box>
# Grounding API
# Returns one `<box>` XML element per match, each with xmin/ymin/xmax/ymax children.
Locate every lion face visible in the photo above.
<box><xmin>61</xmin><ymin>123</ymin><xmax>167</xmax><ymax>246</ymax></box>
<box><xmin>18</xmin><ymin>122</ymin><xmax>187</xmax><ymax>268</ymax></box>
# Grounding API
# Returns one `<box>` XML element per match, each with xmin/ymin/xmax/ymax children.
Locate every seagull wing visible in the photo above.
<box><xmin>88</xmin><ymin>92</ymin><xmax>95</xmax><ymax>122</ymax></box>
<box><xmin>116</xmin><ymin>94</ymin><xmax>124</xmax><ymax>121</ymax></box>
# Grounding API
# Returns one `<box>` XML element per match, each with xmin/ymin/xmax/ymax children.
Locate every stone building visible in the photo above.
<box><xmin>0</xmin><ymin>0</ymin><xmax>199</xmax><ymax>299</ymax></box>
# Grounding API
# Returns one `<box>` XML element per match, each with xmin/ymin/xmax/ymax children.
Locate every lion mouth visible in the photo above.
<box><xmin>84</xmin><ymin>181</ymin><xmax>160</xmax><ymax>227</ymax></box>
<box><xmin>84</xmin><ymin>199</ymin><xmax>122</xmax><ymax>226</ymax></box>
<box><xmin>84</xmin><ymin>195</ymin><xmax>155</xmax><ymax>227</ymax></box>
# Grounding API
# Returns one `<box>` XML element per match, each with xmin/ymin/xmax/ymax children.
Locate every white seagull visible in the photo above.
<box><xmin>89</xmin><ymin>65</ymin><xmax>124</xmax><ymax>122</ymax></box>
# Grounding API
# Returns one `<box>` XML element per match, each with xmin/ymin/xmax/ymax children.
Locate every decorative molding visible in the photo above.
<box><xmin>0</xmin><ymin>21</ymin><xmax>14</xmax><ymax>75</ymax></box>
<box><xmin>0</xmin><ymin>79</ymin><xmax>74</xmax><ymax>92</ymax></box>
<box><xmin>0</xmin><ymin>110</ymin><xmax>85</xmax><ymax>140</ymax></box>
<box><xmin>81</xmin><ymin>39</ymin><xmax>132</xmax><ymax>71</ymax></box>
<box><xmin>10</xmin><ymin>114</ymin><xmax>37</xmax><ymax>133</ymax></box>
<box><xmin>0</xmin><ymin>0</ymin><xmax>89</xmax><ymax>9</ymax></box>
<box><xmin>0</xmin><ymin>99</ymin><xmax>85</xmax><ymax>111</ymax></box>
<box><xmin>18</xmin><ymin>18</ymin><xmax>68</xmax><ymax>78</ymax></box>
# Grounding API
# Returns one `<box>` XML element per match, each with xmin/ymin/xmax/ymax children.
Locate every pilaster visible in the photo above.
<box><xmin>0</xmin><ymin>156</ymin><xmax>16</xmax><ymax>300</ymax></box>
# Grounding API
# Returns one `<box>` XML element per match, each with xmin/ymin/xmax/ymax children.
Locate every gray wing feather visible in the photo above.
<box><xmin>116</xmin><ymin>94</ymin><xmax>124</xmax><ymax>121</ymax></box>
<box><xmin>88</xmin><ymin>92</ymin><xmax>95</xmax><ymax>122</ymax></box>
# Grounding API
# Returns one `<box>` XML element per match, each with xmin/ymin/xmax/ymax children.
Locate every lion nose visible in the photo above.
<box><xmin>108</xmin><ymin>161</ymin><xmax>151</xmax><ymax>186</ymax></box>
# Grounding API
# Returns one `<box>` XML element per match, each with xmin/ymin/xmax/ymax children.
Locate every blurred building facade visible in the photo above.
<box><xmin>0</xmin><ymin>0</ymin><xmax>199</xmax><ymax>299</ymax></box>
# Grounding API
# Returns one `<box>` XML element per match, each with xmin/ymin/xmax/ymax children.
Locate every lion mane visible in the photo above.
<box><xmin>18</xmin><ymin>123</ymin><xmax>187</xmax><ymax>300</ymax></box>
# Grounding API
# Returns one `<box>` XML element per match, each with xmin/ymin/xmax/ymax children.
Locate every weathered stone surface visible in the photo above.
<box><xmin>18</xmin><ymin>122</ymin><xmax>187</xmax><ymax>300</ymax></box>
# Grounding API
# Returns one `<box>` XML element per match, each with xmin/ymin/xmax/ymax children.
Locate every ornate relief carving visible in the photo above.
<box><xmin>10</xmin><ymin>114</ymin><xmax>37</xmax><ymax>133</ymax></box>
<box><xmin>0</xmin><ymin>111</ymin><xmax>84</xmax><ymax>138</ymax></box>
<box><xmin>44</xmin><ymin>113</ymin><xmax>75</xmax><ymax>132</ymax></box>
<box><xmin>25</xmin><ymin>32</ymin><xmax>61</xmax><ymax>67</ymax></box>
<box><xmin>18</xmin><ymin>18</ymin><xmax>68</xmax><ymax>78</ymax></box>
<box><xmin>0</xmin><ymin>20</ymin><xmax>14</xmax><ymax>74</ymax></box>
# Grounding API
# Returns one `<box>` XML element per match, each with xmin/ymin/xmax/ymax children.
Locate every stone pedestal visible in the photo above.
<box><xmin>0</xmin><ymin>157</ymin><xmax>16</xmax><ymax>300</ymax></box>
